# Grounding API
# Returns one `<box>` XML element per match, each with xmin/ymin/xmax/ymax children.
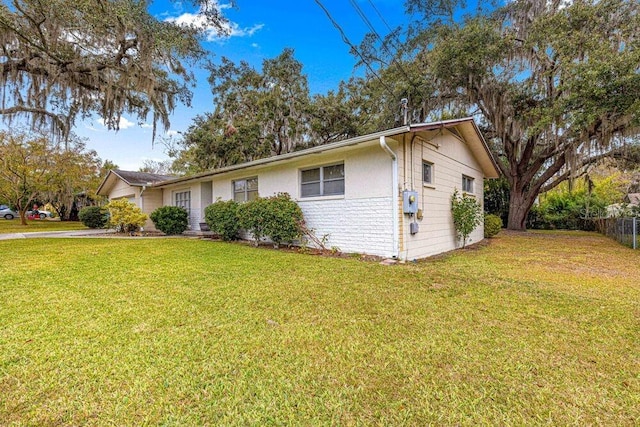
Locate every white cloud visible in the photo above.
<box><xmin>251</xmin><ymin>43</ymin><xmax>259</xmax><ymax>48</ymax></box>
<box><xmin>140</xmin><ymin>123</ymin><xmax>153</xmax><ymax>129</ymax></box>
<box><xmin>227</xmin><ymin>23</ymin><xmax>264</xmax><ymax>38</ymax></box>
<box><xmin>166</xmin><ymin>130</ymin><xmax>179</xmax><ymax>136</ymax></box>
<box><xmin>98</xmin><ymin>116</ymin><xmax>135</xmax><ymax>130</ymax></box>
<box><xmin>165</xmin><ymin>1</ymin><xmax>263</xmax><ymax>42</ymax></box>
<box><xmin>118</xmin><ymin>117</ymin><xmax>135</xmax><ymax>129</ymax></box>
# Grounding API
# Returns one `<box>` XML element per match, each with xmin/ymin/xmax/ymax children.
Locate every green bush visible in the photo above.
<box><xmin>106</xmin><ymin>199</ymin><xmax>148</xmax><ymax>233</ymax></box>
<box><xmin>204</xmin><ymin>199</ymin><xmax>240</xmax><ymax>241</ymax></box>
<box><xmin>239</xmin><ymin>193</ymin><xmax>304</xmax><ymax>248</ymax></box>
<box><xmin>78</xmin><ymin>206</ymin><xmax>108</xmax><ymax>229</ymax></box>
<box><xmin>484</xmin><ymin>213</ymin><xmax>502</xmax><ymax>238</ymax></box>
<box><xmin>451</xmin><ymin>189</ymin><xmax>483</xmax><ymax>248</ymax></box>
<box><xmin>237</xmin><ymin>197</ymin><xmax>268</xmax><ymax>244</ymax></box>
<box><xmin>150</xmin><ymin>206</ymin><xmax>189</xmax><ymax>235</ymax></box>
<box><xmin>527</xmin><ymin>190</ymin><xmax>607</xmax><ymax>231</ymax></box>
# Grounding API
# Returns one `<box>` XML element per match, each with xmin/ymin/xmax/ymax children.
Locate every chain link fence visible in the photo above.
<box><xmin>596</xmin><ymin>217</ymin><xmax>638</xmax><ymax>249</ymax></box>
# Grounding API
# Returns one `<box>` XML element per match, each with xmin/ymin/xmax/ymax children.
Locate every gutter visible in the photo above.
<box><xmin>379</xmin><ymin>135</ymin><xmax>399</xmax><ymax>259</ymax></box>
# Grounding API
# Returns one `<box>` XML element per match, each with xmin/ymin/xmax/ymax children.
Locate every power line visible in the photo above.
<box><xmin>313</xmin><ymin>0</ymin><xmax>397</xmax><ymax>100</ymax></box>
<box><xmin>348</xmin><ymin>0</ymin><xmax>413</xmax><ymax>82</ymax></box>
<box><xmin>367</xmin><ymin>0</ymin><xmax>395</xmax><ymax>34</ymax></box>
<box><xmin>348</xmin><ymin>0</ymin><xmax>429</xmax><ymax>121</ymax></box>
<box><xmin>366</xmin><ymin>0</ymin><xmax>410</xmax><ymax>50</ymax></box>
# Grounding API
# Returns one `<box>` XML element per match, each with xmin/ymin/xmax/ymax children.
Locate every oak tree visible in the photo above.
<box><xmin>402</xmin><ymin>0</ymin><xmax>640</xmax><ymax>229</ymax></box>
<box><xmin>0</xmin><ymin>0</ymin><xmax>227</xmax><ymax>141</ymax></box>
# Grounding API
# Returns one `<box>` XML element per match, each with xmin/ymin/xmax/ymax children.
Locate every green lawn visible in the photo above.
<box><xmin>0</xmin><ymin>232</ymin><xmax>638</xmax><ymax>425</ymax></box>
<box><xmin>0</xmin><ymin>218</ymin><xmax>88</xmax><ymax>234</ymax></box>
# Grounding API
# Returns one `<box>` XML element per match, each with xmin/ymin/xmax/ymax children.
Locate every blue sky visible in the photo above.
<box><xmin>79</xmin><ymin>0</ymin><xmax>414</xmax><ymax>171</ymax></box>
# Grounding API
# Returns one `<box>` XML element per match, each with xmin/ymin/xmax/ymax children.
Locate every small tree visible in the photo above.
<box><xmin>451</xmin><ymin>189</ymin><xmax>483</xmax><ymax>248</ymax></box>
<box><xmin>0</xmin><ymin>131</ymin><xmax>57</xmax><ymax>225</ymax></box>
<box><xmin>150</xmin><ymin>206</ymin><xmax>189</xmax><ymax>235</ymax></box>
<box><xmin>106</xmin><ymin>199</ymin><xmax>147</xmax><ymax>234</ymax></box>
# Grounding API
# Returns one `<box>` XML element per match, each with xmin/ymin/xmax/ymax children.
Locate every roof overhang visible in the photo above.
<box><xmin>96</xmin><ymin>170</ymin><xmax>145</xmax><ymax>196</ymax></box>
<box><xmin>409</xmin><ymin>118</ymin><xmax>501</xmax><ymax>178</ymax></box>
<box><xmin>154</xmin><ymin>117</ymin><xmax>500</xmax><ymax>188</ymax></box>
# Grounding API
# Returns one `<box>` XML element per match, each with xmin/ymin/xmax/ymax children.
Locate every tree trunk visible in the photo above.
<box><xmin>507</xmin><ymin>189</ymin><xmax>536</xmax><ymax>231</ymax></box>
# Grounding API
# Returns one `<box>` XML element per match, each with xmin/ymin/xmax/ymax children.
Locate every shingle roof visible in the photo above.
<box><xmin>112</xmin><ymin>170</ymin><xmax>174</xmax><ymax>186</ymax></box>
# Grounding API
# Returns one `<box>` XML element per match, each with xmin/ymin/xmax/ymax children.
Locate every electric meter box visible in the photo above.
<box><xmin>402</xmin><ymin>190</ymin><xmax>419</xmax><ymax>214</ymax></box>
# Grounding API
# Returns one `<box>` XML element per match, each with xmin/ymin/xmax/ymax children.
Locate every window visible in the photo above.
<box><xmin>462</xmin><ymin>175</ymin><xmax>474</xmax><ymax>193</ymax></box>
<box><xmin>233</xmin><ymin>177</ymin><xmax>258</xmax><ymax>202</ymax></box>
<box><xmin>301</xmin><ymin>163</ymin><xmax>345</xmax><ymax>197</ymax></box>
<box><xmin>175</xmin><ymin>191</ymin><xmax>191</xmax><ymax>212</ymax></box>
<box><xmin>423</xmin><ymin>161</ymin><xmax>433</xmax><ymax>185</ymax></box>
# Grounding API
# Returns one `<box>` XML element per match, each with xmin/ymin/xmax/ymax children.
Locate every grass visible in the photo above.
<box><xmin>0</xmin><ymin>218</ymin><xmax>88</xmax><ymax>234</ymax></box>
<box><xmin>0</xmin><ymin>231</ymin><xmax>638</xmax><ymax>425</ymax></box>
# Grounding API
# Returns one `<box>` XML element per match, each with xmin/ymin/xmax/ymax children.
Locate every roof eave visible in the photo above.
<box><xmin>153</xmin><ymin>118</ymin><xmax>500</xmax><ymax>188</ymax></box>
<box><xmin>410</xmin><ymin>118</ymin><xmax>500</xmax><ymax>178</ymax></box>
<box><xmin>154</xmin><ymin>126</ymin><xmax>411</xmax><ymax>188</ymax></box>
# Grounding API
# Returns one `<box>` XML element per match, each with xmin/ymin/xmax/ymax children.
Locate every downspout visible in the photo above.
<box><xmin>140</xmin><ymin>185</ymin><xmax>146</xmax><ymax>212</ymax></box>
<box><xmin>380</xmin><ymin>136</ymin><xmax>399</xmax><ymax>259</ymax></box>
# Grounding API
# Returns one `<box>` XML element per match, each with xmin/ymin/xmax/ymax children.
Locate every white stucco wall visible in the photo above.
<box><xmin>152</xmin><ymin>129</ymin><xmax>492</xmax><ymax>260</ymax></box>
<box><xmin>159</xmin><ymin>141</ymin><xmax>397</xmax><ymax>257</ymax></box>
<box><xmin>140</xmin><ymin>189</ymin><xmax>163</xmax><ymax>231</ymax></box>
<box><xmin>108</xmin><ymin>179</ymin><xmax>138</xmax><ymax>200</ymax></box>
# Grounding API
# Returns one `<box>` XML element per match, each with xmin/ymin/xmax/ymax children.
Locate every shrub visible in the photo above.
<box><xmin>237</xmin><ymin>197</ymin><xmax>268</xmax><ymax>245</ymax></box>
<box><xmin>204</xmin><ymin>199</ymin><xmax>240</xmax><ymax>241</ymax></box>
<box><xmin>484</xmin><ymin>213</ymin><xmax>502</xmax><ymax>238</ymax></box>
<box><xmin>451</xmin><ymin>189</ymin><xmax>483</xmax><ymax>248</ymax></box>
<box><xmin>239</xmin><ymin>193</ymin><xmax>304</xmax><ymax>248</ymax></box>
<box><xmin>150</xmin><ymin>206</ymin><xmax>189</xmax><ymax>235</ymax></box>
<box><xmin>106</xmin><ymin>199</ymin><xmax>148</xmax><ymax>233</ymax></box>
<box><xmin>78</xmin><ymin>206</ymin><xmax>108</xmax><ymax>229</ymax></box>
<box><xmin>528</xmin><ymin>190</ymin><xmax>607</xmax><ymax>231</ymax></box>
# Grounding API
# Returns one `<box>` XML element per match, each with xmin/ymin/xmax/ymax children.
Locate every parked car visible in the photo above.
<box><xmin>27</xmin><ymin>209</ymin><xmax>52</xmax><ymax>219</ymax></box>
<box><xmin>0</xmin><ymin>205</ymin><xmax>18</xmax><ymax>220</ymax></box>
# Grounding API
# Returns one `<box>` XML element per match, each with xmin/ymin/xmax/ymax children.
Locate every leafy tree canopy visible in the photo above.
<box><xmin>365</xmin><ymin>0</ymin><xmax>640</xmax><ymax>230</ymax></box>
<box><xmin>0</xmin><ymin>0</ymin><xmax>228</xmax><ymax>141</ymax></box>
<box><xmin>0</xmin><ymin>130</ymin><xmax>100</xmax><ymax>223</ymax></box>
<box><xmin>173</xmin><ymin>49</ymin><xmax>368</xmax><ymax>173</ymax></box>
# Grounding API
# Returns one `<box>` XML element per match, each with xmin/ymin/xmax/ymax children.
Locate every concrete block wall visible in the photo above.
<box><xmin>298</xmin><ymin>196</ymin><xmax>394</xmax><ymax>257</ymax></box>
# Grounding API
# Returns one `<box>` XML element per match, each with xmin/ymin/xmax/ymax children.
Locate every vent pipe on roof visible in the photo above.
<box><xmin>401</xmin><ymin>98</ymin><xmax>409</xmax><ymax>126</ymax></box>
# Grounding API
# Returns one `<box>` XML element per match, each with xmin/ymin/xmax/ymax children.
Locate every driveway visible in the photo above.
<box><xmin>0</xmin><ymin>229</ymin><xmax>115</xmax><ymax>240</ymax></box>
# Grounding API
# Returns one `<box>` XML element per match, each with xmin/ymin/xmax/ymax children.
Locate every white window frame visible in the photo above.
<box><xmin>174</xmin><ymin>190</ymin><xmax>191</xmax><ymax>211</ymax></box>
<box><xmin>300</xmin><ymin>163</ymin><xmax>345</xmax><ymax>198</ymax></box>
<box><xmin>462</xmin><ymin>175</ymin><xmax>474</xmax><ymax>193</ymax></box>
<box><xmin>233</xmin><ymin>177</ymin><xmax>259</xmax><ymax>202</ymax></box>
<box><xmin>423</xmin><ymin>161</ymin><xmax>434</xmax><ymax>185</ymax></box>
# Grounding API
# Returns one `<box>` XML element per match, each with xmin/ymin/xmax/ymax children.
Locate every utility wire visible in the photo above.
<box><xmin>348</xmin><ymin>0</ymin><xmax>414</xmax><ymax>84</ymax></box>
<box><xmin>349</xmin><ymin>0</ymin><xmax>429</xmax><ymax>121</ymax></box>
<box><xmin>313</xmin><ymin>0</ymin><xmax>397</xmax><ymax>100</ymax></box>
<box><xmin>367</xmin><ymin>0</ymin><xmax>395</xmax><ymax>34</ymax></box>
